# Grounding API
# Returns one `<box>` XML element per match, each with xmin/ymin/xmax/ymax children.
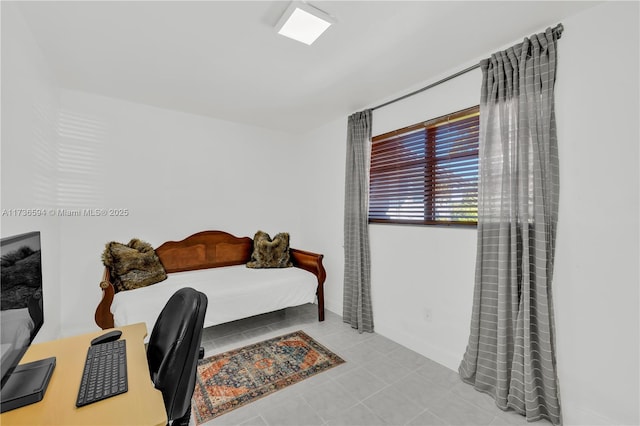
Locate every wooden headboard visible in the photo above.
<box><xmin>155</xmin><ymin>230</ymin><xmax>253</xmax><ymax>273</ymax></box>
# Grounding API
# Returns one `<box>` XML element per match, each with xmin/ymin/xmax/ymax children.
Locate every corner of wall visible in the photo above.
<box><xmin>1</xmin><ymin>1</ymin><xmax>62</xmax><ymax>341</ymax></box>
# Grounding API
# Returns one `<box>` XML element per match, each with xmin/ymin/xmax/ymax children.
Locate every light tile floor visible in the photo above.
<box><xmin>194</xmin><ymin>304</ymin><xmax>551</xmax><ymax>426</ymax></box>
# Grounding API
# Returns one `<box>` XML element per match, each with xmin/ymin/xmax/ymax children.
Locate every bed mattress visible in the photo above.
<box><xmin>111</xmin><ymin>265</ymin><xmax>317</xmax><ymax>335</ymax></box>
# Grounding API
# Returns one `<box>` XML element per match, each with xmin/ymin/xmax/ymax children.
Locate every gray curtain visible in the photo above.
<box><xmin>459</xmin><ymin>28</ymin><xmax>562</xmax><ymax>425</ymax></box>
<box><xmin>343</xmin><ymin>110</ymin><xmax>374</xmax><ymax>333</ymax></box>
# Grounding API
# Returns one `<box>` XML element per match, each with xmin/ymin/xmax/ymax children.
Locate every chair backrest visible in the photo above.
<box><xmin>146</xmin><ymin>287</ymin><xmax>208</xmax><ymax>422</ymax></box>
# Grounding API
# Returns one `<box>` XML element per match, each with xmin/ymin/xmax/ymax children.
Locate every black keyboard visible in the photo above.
<box><xmin>76</xmin><ymin>340</ymin><xmax>128</xmax><ymax>407</ymax></box>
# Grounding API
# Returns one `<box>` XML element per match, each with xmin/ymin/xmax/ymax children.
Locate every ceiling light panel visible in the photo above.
<box><xmin>275</xmin><ymin>2</ymin><xmax>335</xmax><ymax>45</ymax></box>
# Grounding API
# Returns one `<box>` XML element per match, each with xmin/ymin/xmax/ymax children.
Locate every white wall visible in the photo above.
<box><xmin>1</xmin><ymin>2</ymin><xmax>61</xmax><ymax>342</ymax></box>
<box><xmin>55</xmin><ymin>90</ymin><xmax>303</xmax><ymax>337</ymax></box>
<box><xmin>370</xmin><ymin>68</ymin><xmax>481</xmax><ymax>370</ymax></box>
<box><xmin>553</xmin><ymin>2</ymin><xmax>639</xmax><ymax>424</ymax></box>
<box><xmin>297</xmin><ymin>2</ymin><xmax>639</xmax><ymax>424</ymax></box>
<box><xmin>291</xmin><ymin>117</ymin><xmax>348</xmax><ymax>315</ymax></box>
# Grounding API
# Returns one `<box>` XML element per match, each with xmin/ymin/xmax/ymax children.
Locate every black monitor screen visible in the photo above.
<box><xmin>0</xmin><ymin>231</ymin><xmax>43</xmax><ymax>389</ymax></box>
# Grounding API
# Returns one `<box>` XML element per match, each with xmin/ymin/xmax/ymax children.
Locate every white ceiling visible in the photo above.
<box><xmin>14</xmin><ymin>1</ymin><xmax>598</xmax><ymax>134</ymax></box>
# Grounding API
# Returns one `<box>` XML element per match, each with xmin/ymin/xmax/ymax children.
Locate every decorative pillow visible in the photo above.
<box><xmin>102</xmin><ymin>239</ymin><xmax>167</xmax><ymax>292</ymax></box>
<box><xmin>246</xmin><ymin>231</ymin><xmax>293</xmax><ymax>269</ymax></box>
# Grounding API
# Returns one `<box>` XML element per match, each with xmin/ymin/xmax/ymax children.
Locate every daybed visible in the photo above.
<box><xmin>94</xmin><ymin>231</ymin><xmax>326</xmax><ymax>332</ymax></box>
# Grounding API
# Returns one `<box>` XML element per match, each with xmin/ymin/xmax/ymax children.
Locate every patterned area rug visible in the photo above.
<box><xmin>192</xmin><ymin>330</ymin><xmax>345</xmax><ymax>424</ymax></box>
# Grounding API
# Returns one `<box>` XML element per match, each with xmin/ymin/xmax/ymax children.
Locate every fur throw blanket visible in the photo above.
<box><xmin>246</xmin><ymin>231</ymin><xmax>293</xmax><ymax>269</ymax></box>
<box><xmin>102</xmin><ymin>239</ymin><xmax>167</xmax><ymax>292</ymax></box>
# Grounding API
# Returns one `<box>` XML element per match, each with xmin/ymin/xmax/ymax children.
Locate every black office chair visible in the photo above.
<box><xmin>147</xmin><ymin>287</ymin><xmax>208</xmax><ymax>426</ymax></box>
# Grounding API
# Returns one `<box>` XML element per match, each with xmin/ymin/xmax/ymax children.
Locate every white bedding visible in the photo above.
<box><xmin>111</xmin><ymin>265</ymin><xmax>317</xmax><ymax>335</ymax></box>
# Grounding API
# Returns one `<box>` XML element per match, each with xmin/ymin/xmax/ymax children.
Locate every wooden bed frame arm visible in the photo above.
<box><xmin>95</xmin><ymin>267</ymin><xmax>116</xmax><ymax>330</ymax></box>
<box><xmin>290</xmin><ymin>248</ymin><xmax>326</xmax><ymax>322</ymax></box>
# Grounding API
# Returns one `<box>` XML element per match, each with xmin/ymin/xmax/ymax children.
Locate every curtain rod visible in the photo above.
<box><xmin>371</xmin><ymin>23</ymin><xmax>564</xmax><ymax>111</ymax></box>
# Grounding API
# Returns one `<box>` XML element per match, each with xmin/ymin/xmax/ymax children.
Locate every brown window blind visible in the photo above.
<box><xmin>369</xmin><ymin>105</ymin><xmax>479</xmax><ymax>226</ymax></box>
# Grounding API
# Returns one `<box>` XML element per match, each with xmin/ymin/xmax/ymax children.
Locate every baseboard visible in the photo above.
<box><xmin>562</xmin><ymin>401</ymin><xmax>631</xmax><ymax>425</ymax></box>
<box><xmin>373</xmin><ymin>322</ymin><xmax>462</xmax><ymax>372</ymax></box>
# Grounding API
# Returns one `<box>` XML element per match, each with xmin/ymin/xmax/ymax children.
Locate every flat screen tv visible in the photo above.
<box><xmin>0</xmin><ymin>231</ymin><xmax>55</xmax><ymax>413</ymax></box>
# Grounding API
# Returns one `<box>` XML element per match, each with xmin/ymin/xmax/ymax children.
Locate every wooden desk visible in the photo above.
<box><xmin>0</xmin><ymin>323</ymin><xmax>167</xmax><ymax>426</ymax></box>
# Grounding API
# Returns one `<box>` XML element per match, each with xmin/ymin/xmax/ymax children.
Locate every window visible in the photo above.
<box><xmin>369</xmin><ymin>105</ymin><xmax>479</xmax><ymax>226</ymax></box>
